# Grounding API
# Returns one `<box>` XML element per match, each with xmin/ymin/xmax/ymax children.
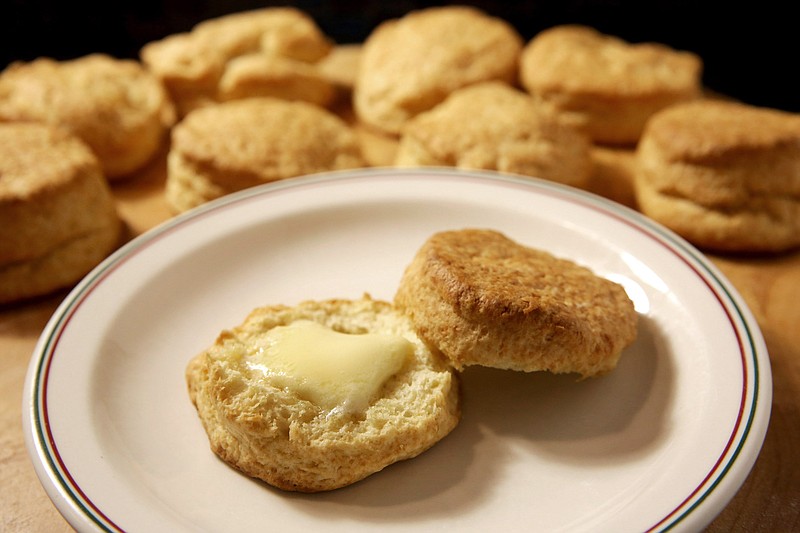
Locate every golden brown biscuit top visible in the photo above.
<box><xmin>194</xmin><ymin>7</ymin><xmax>333</xmax><ymax>62</ymax></box>
<box><xmin>366</xmin><ymin>5</ymin><xmax>522</xmax><ymax>62</ymax></box>
<box><xmin>643</xmin><ymin>99</ymin><xmax>800</xmax><ymax>163</ymax></box>
<box><xmin>0</xmin><ymin>122</ymin><xmax>99</xmax><ymax>201</ymax></box>
<box><xmin>403</xmin><ymin>82</ymin><xmax>549</xmax><ymax>145</ymax></box>
<box><xmin>399</xmin><ymin>81</ymin><xmax>591</xmax><ymax>182</ymax></box>
<box><xmin>141</xmin><ymin>7</ymin><xmax>333</xmax><ymax>82</ymax></box>
<box><xmin>0</xmin><ymin>54</ymin><xmax>175</xmax><ymax>142</ymax></box>
<box><xmin>140</xmin><ymin>32</ymin><xmax>224</xmax><ymax>86</ymax></box>
<box><xmin>217</xmin><ymin>53</ymin><xmax>335</xmax><ymax>105</ymax></box>
<box><xmin>355</xmin><ymin>6</ymin><xmax>523</xmax><ymax>131</ymax></box>
<box><xmin>521</xmin><ymin>25</ymin><xmax>702</xmax><ymax>97</ymax></box>
<box><xmin>420</xmin><ymin>229</ymin><xmax>631</xmax><ymax>321</ymax></box>
<box><xmin>221</xmin><ymin>53</ymin><xmax>323</xmax><ymax>84</ymax></box>
<box><xmin>172</xmin><ymin>98</ymin><xmax>362</xmax><ymax>181</ymax></box>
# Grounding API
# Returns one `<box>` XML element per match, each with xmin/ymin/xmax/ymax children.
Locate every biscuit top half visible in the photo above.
<box><xmin>395</xmin><ymin>228</ymin><xmax>638</xmax><ymax>376</ymax></box>
<box><xmin>420</xmin><ymin>229</ymin><xmax>631</xmax><ymax>321</ymax></box>
<box><xmin>642</xmin><ymin>99</ymin><xmax>800</xmax><ymax>163</ymax></box>
<box><xmin>521</xmin><ymin>25</ymin><xmax>702</xmax><ymax>98</ymax></box>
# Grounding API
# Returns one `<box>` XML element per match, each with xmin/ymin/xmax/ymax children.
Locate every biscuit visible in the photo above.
<box><xmin>394</xmin><ymin>229</ymin><xmax>638</xmax><ymax>377</ymax></box>
<box><xmin>354</xmin><ymin>6</ymin><xmax>523</xmax><ymax>135</ymax></box>
<box><xmin>0</xmin><ymin>123</ymin><xmax>121</xmax><ymax>303</ymax></box>
<box><xmin>217</xmin><ymin>54</ymin><xmax>335</xmax><ymax>107</ymax></box>
<box><xmin>395</xmin><ymin>81</ymin><xmax>593</xmax><ymax>188</ymax></box>
<box><xmin>166</xmin><ymin>97</ymin><xmax>366</xmax><ymax>212</ymax></box>
<box><xmin>316</xmin><ymin>44</ymin><xmax>362</xmax><ymax>98</ymax></box>
<box><xmin>635</xmin><ymin>99</ymin><xmax>800</xmax><ymax>252</ymax></box>
<box><xmin>186</xmin><ymin>296</ymin><xmax>460</xmax><ymax>492</ymax></box>
<box><xmin>140</xmin><ymin>7</ymin><xmax>334</xmax><ymax>116</ymax></box>
<box><xmin>0</xmin><ymin>54</ymin><xmax>175</xmax><ymax>180</ymax></box>
<box><xmin>519</xmin><ymin>25</ymin><xmax>702</xmax><ymax>145</ymax></box>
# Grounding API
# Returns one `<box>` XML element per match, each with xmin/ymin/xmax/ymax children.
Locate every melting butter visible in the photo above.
<box><xmin>248</xmin><ymin>320</ymin><xmax>412</xmax><ymax>414</ymax></box>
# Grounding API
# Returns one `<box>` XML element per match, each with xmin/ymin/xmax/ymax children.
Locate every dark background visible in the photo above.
<box><xmin>2</xmin><ymin>0</ymin><xmax>798</xmax><ymax>113</ymax></box>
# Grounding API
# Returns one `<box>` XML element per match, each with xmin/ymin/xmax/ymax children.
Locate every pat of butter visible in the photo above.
<box><xmin>248</xmin><ymin>320</ymin><xmax>412</xmax><ymax>413</ymax></box>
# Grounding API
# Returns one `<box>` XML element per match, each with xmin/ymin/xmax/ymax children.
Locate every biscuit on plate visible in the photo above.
<box><xmin>354</xmin><ymin>6</ymin><xmax>523</xmax><ymax>135</ymax></box>
<box><xmin>186</xmin><ymin>296</ymin><xmax>460</xmax><ymax>492</ymax></box>
<box><xmin>0</xmin><ymin>123</ymin><xmax>121</xmax><ymax>304</ymax></box>
<box><xmin>635</xmin><ymin>99</ymin><xmax>800</xmax><ymax>252</ymax></box>
<box><xmin>0</xmin><ymin>54</ymin><xmax>175</xmax><ymax>179</ymax></box>
<box><xmin>394</xmin><ymin>229</ymin><xmax>638</xmax><ymax>377</ymax></box>
<box><xmin>395</xmin><ymin>81</ymin><xmax>593</xmax><ymax>188</ymax></box>
<box><xmin>166</xmin><ymin>97</ymin><xmax>365</xmax><ymax>212</ymax></box>
<box><xmin>140</xmin><ymin>7</ymin><xmax>334</xmax><ymax>116</ymax></box>
<box><xmin>519</xmin><ymin>25</ymin><xmax>702</xmax><ymax>145</ymax></box>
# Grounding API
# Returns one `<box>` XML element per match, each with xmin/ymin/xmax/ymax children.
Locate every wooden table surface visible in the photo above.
<box><xmin>2</xmin><ymin>96</ymin><xmax>799</xmax><ymax>532</ymax></box>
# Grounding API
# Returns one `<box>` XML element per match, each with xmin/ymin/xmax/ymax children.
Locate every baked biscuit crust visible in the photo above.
<box><xmin>0</xmin><ymin>123</ymin><xmax>120</xmax><ymax>303</ymax></box>
<box><xmin>166</xmin><ymin>97</ymin><xmax>365</xmax><ymax>212</ymax></box>
<box><xmin>0</xmin><ymin>54</ymin><xmax>175</xmax><ymax>179</ymax></box>
<box><xmin>519</xmin><ymin>25</ymin><xmax>702</xmax><ymax>145</ymax></box>
<box><xmin>395</xmin><ymin>81</ymin><xmax>593</xmax><ymax>187</ymax></box>
<box><xmin>140</xmin><ymin>7</ymin><xmax>334</xmax><ymax>117</ymax></box>
<box><xmin>217</xmin><ymin>54</ymin><xmax>335</xmax><ymax>107</ymax></box>
<box><xmin>635</xmin><ymin>100</ymin><xmax>800</xmax><ymax>252</ymax></box>
<box><xmin>186</xmin><ymin>296</ymin><xmax>460</xmax><ymax>492</ymax></box>
<box><xmin>354</xmin><ymin>6</ymin><xmax>523</xmax><ymax>135</ymax></box>
<box><xmin>394</xmin><ymin>229</ymin><xmax>638</xmax><ymax>377</ymax></box>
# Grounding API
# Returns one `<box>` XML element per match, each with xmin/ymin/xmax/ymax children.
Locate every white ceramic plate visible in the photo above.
<box><xmin>24</xmin><ymin>169</ymin><xmax>771</xmax><ymax>533</ymax></box>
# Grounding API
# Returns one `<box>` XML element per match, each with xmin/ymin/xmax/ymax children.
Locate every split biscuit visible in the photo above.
<box><xmin>0</xmin><ymin>123</ymin><xmax>121</xmax><ymax>304</ymax></box>
<box><xmin>519</xmin><ymin>25</ymin><xmax>702</xmax><ymax>145</ymax></box>
<box><xmin>166</xmin><ymin>97</ymin><xmax>366</xmax><ymax>212</ymax></box>
<box><xmin>354</xmin><ymin>6</ymin><xmax>523</xmax><ymax>135</ymax></box>
<box><xmin>394</xmin><ymin>229</ymin><xmax>638</xmax><ymax>377</ymax></box>
<box><xmin>186</xmin><ymin>296</ymin><xmax>460</xmax><ymax>492</ymax></box>
<box><xmin>0</xmin><ymin>54</ymin><xmax>175</xmax><ymax>179</ymax></box>
<box><xmin>140</xmin><ymin>7</ymin><xmax>335</xmax><ymax>116</ymax></box>
<box><xmin>635</xmin><ymin>99</ymin><xmax>800</xmax><ymax>252</ymax></box>
<box><xmin>395</xmin><ymin>81</ymin><xmax>593</xmax><ymax>188</ymax></box>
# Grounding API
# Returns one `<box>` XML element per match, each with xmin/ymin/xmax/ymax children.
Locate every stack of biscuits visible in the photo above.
<box><xmin>139</xmin><ymin>7</ymin><xmax>338</xmax><ymax>117</ymax></box>
<box><xmin>0</xmin><ymin>54</ymin><xmax>176</xmax><ymax>181</ymax></box>
<box><xmin>140</xmin><ymin>7</ymin><xmax>370</xmax><ymax>211</ymax></box>
<box><xmin>0</xmin><ymin>53</ymin><xmax>175</xmax><ymax>303</ymax></box>
<box><xmin>1</xmin><ymin>3</ymin><xmax>798</xmax><ymax>304</ymax></box>
<box><xmin>0</xmin><ymin>7</ymin><xmax>356</xmax><ymax>303</ymax></box>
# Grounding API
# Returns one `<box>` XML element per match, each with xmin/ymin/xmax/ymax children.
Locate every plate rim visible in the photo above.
<box><xmin>22</xmin><ymin>168</ymin><xmax>772</xmax><ymax>532</ymax></box>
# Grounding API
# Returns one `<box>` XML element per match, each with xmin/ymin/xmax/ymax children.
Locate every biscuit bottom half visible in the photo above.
<box><xmin>185</xmin><ymin>296</ymin><xmax>460</xmax><ymax>492</ymax></box>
